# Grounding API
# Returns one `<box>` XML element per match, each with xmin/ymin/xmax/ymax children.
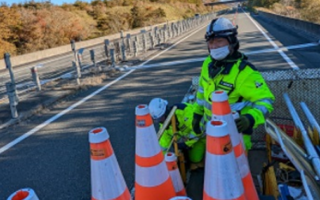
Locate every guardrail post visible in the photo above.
<box><xmin>77</xmin><ymin>53</ymin><xmax>82</xmax><ymax>69</ymax></box>
<box><xmin>135</xmin><ymin>35</ymin><xmax>140</xmax><ymax>48</ymax></box>
<box><xmin>121</xmin><ymin>43</ymin><xmax>126</xmax><ymax>61</ymax></box>
<box><xmin>120</xmin><ymin>30</ymin><xmax>125</xmax><ymax>46</ymax></box>
<box><xmin>4</xmin><ymin>53</ymin><xmax>19</xmax><ymax>102</ymax></box>
<box><xmin>154</xmin><ymin>26</ymin><xmax>158</xmax><ymax>37</ymax></box>
<box><xmin>6</xmin><ymin>82</ymin><xmax>18</xmax><ymax>119</ymax></box>
<box><xmin>104</xmin><ymin>39</ymin><xmax>110</xmax><ymax>58</ymax></box>
<box><xmin>167</xmin><ymin>26</ymin><xmax>171</xmax><ymax>39</ymax></box>
<box><xmin>163</xmin><ymin>28</ymin><xmax>167</xmax><ymax>44</ymax></box>
<box><xmin>133</xmin><ymin>41</ymin><xmax>138</xmax><ymax>57</ymax></box>
<box><xmin>31</xmin><ymin>66</ymin><xmax>41</xmax><ymax>91</ymax></box>
<box><xmin>72</xmin><ymin>61</ymin><xmax>81</xmax><ymax>85</ymax></box>
<box><xmin>126</xmin><ymin>34</ymin><xmax>131</xmax><ymax>53</ymax></box>
<box><xmin>142</xmin><ymin>34</ymin><xmax>147</xmax><ymax>52</ymax></box>
<box><xmin>90</xmin><ymin>49</ymin><xmax>101</xmax><ymax>71</ymax></box>
<box><xmin>171</xmin><ymin>23</ymin><xmax>175</xmax><ymax>38</ymax></box>
<box><xmin>149</xmin><ymin>32</ymin><xmax>154</xmax><ymax>49</ymax></box>
<box><xmin>110</xmin><ymin>48</ymin><xmax>116</xmax><ymax>67</ymax></box>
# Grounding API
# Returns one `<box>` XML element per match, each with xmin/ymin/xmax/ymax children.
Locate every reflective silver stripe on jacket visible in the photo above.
<box><xmin>256</xmin><ymin>98</ymin><xmax>274</xmax><ymax>105</ymax></box>
<box><xmin>230</xmin><ymin>101</ymin><xmax>252</xmax><ymax>111</ymax></box>
<box><xmin>198</xmin><ymin>86</ymin><xmax>204</xmax><ymax>93</ymax></box>
<box><xmin>197</xmin><ymin>99</ymin><xmax>205</xmax><ymax>106</ymax></box>
<box><xmin>204</xmin><ymin>101</ymin><xmax>212</xmax><ymax>110</ymax></box>
<box><xmin>252</xmin><ymin>104</ymin><xmax>269</xmax><ymax>115</ymax></box>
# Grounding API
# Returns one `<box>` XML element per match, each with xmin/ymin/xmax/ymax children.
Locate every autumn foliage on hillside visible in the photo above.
<box><xmin>247</xmin><ymin>0</ymin><xmax>320</xmax><ymax>24</ymax></box>
<box><xmin>0</xmin><ymin>0</ymin><xmax>218</xmax><ymax>59</ymax></box>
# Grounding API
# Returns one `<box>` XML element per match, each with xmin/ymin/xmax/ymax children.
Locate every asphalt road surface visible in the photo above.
<box><xmin>1</xmin><ymin>8</ymin><xmax>320</xmax><ymax>200</ymax></box>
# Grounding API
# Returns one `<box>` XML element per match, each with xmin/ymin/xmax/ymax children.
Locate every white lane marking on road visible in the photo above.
<box><xmin>0</xmin><ymin>23</ymin><xmax>209</xmax><ymax>155</ymax></box>
<box><xmin>117</xmin><ymin>42</ymin><xmax>318</xmax><ymax>71</ymax></box>
<box><xmin>242</xmin><ymin>9</ymin><xmax>300</xmax><ymax>70</ymax></box>
<box><xmin>244</xmin><ymin>42</ymin><xmax>319</xmax><ymax>55</ymax></box>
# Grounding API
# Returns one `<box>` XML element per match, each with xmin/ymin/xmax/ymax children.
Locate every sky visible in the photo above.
<box><xmin>4</xmin><ymin>0</ymin><xmax>92</xmax><ymax>6</ymax></box>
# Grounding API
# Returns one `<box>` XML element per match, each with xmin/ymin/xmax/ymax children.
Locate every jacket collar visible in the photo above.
<box><xmin>210</xmin><ymin>51</ymin><xmax>247</xmax><ymax>74</ymax></box>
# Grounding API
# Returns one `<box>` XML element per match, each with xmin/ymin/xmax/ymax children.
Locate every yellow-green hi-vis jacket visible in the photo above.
<box><xmin>194</xmin><ymin>54</ymin><xmax>275</xmax><ymax>149</ymax></box>
<box><xmin>159</xmin><ymin>103</ymin><xmax>202</xmax><ymax>151</ymax></box>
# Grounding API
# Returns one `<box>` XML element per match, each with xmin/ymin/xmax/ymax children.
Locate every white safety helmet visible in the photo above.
<box><xmin>205</xmin><ymin>17</ymin><xmax>239</xmax><ymax>49</ymax></box>
<box><xmin>148</xmin><ymin>98</ymin><xmax>168</xmax><ymax>120</ymax></box>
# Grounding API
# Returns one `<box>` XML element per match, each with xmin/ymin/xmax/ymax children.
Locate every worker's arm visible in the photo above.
<box><xmin>238</xmin><ymin>70</ymin><xmax>275</xmax><ymax>129</ymax></box>
<box><xmin>193</xmin><ymin>60</ymin><xmax>208</xmax><ymax>116</ymax></box>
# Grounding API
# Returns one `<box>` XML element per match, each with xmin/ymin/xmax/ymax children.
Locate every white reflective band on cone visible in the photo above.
<box><xmin>212</xmin><ymin>113</ymin><xmax>241</xmax><ymax>147</ymax></box>
<box><xmin>91</xmin><ymin>153</ymin><xmax>128</xmax><ymax>199</ymax></box>
<box><xmin>165</xmin><ymin>152</ymin><xmax>177</xmax><ymax>162</ymax></box>
<box><xmin>169</xmin><ymin>196</ymin><xmax>192</xmax><ymax>200</ymax></box>
<box><xmin>204</xmin><ymin>152</ymin><xmax>244</xmax><ymax>199</ymax></box>
<box><xmin>169</xmin><ymin>170</ymin><xmax>184</xmax><ymax>193</ymax></box>
<box><xmin>135</xmin><ymin>160</ymin><xmax>170</xmax><ymax>187</ymax></box>
<box><xmin>232</xmin><ymin>111</ymin><xmax>246</xmax><ymax>151</ymax></box>
<box><xmin>237</xmin><ymin>153</ymin><xmax>250</xmax><ymax>177</ymax></box>
<box><xmin>7</xmin><ymin>188</ymin><xmax>39</xmax><ymax>200</ymax></box>
<box><xmin>136</xmin><ymin>125</ymin><xmax>161</xmax><ymax>157</ymax></box>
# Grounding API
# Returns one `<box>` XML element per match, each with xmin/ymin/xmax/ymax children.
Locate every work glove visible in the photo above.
<box><xmin>192</xmin><ymin>113</ymin><xmax>203</xmax><ymax>134</ymax></box>
<box><xmin>235</xmin><ymin>115</ymin><xmax>252</xmax><ymax>133</ymax></box>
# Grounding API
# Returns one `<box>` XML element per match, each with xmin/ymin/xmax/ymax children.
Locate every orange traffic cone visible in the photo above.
<box><xmin>211</xmin><ymin>90</ymin><xmax>259</xmax><ymax>200</ymax></box>
<box><xmin>165</xmin><ymin>152</ymin><xmax>186</xmax><ymax>196</ymax></box>
<box><xmin>89</xmin><ymin>127</ymin><xmax>131</xmax><ymax>200</ymax></box>
<box><xmin>232</xmin><ymin>112</ymin><xmax>259</xmax><ymax>200</ymax></box>
<box><xmin>7</xmin><ymin>188</ymin><xmax>39</xmax><ymax>200</ymax></box>
<box><xmin>204</xmin><ymin>120</ymin><xmax>245</xmax><ymax>200</ymax></box>
<box><xmin>135</xmin><ymin>104</ymin><xmax>176</xmax><ymax>200</ymax></box>
<box><xmin>232</xmin><ymin>111</ymin><xmax>246</xmax><ymax>153</ymax></box>
<box><xmin>169</xmin><ymin>197</ymin><xmax>192</xmax><ymax>200</ymax></box>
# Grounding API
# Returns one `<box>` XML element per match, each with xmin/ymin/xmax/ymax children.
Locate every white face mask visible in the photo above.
<box><xmin>210</xmin><ymin>45</ymin><xmax>230</xmax><ymax>60</ymax></box>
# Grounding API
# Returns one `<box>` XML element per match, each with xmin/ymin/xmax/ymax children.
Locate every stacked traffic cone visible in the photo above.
<box><xmin>211</xmin><ymin>90</ymin><xmax>259</xmax><ymax>200</ymax></box>
<box><xmin>7</xmin><ymin>188</ymin><xmax>39</xmax><ymax>200</ymax></box>
<box><xmin>204</xmin><ymin>120</ymin><xmax>245</xmax><ymax>200</ymax></box>
<box><xmin>135</xmin><ymin>104</ymin><xmax>176</xmax><ymax>200</ymax></box>
<box><xmin>165</xmin><ymin>152</ymin><xmax>186</xmax><ymax>196</ymax></box>
<box><xmin>232</xmin><ymin>111</ymin><xmax>246</xmax><ymax>153</ymax></box>
<box><xmin>89</xmin><ymin>127</ymin><xmax>131</xmax><ymax>200</ymax></box>
<box><xmin>170</xmin><ymin>197</ymin><xmax>192</xmax><ymax>200</ymax></box>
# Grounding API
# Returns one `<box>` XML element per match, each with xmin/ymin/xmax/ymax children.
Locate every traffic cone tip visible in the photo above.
<box><xmin>135</xmin><ymin>104</ymin><xmax>149</xmax><ymax>115</ymax></box>
<box><xmin>169</xmin><ymin>197</ymin><xmax>192</xmax><ymax>200</ymax></box>
<box><xmin>211</xmin><ymin>90</ymin><xmax>228</xmax><ymax>102</ymax></box>
<box><xmin>89</xmin><ymin>127</ymin><xmax>109</xmax><ymax>143</ymax></box>
<box><xmin>165</xmin><ymin>152</ymin><xmax>177</xmax><ymax>162</ymax></box>
<box><xmin>12</xmin><ymin>191</ymin><xmax>29</xmax><ymax>200</ymax></box>
<box><xmin>232</xmin><ymin>111</ymin><xmax>240</xmax><ymax>119</ymax></box>
<box><xmin>8</xmin><ymin>188</ymin><xmax>39</xmax><ymax>200</ymax></box>
<box><xmin>206</xmin><ymin>120</ymin><xmax>228</xmax><ymax>137</ymax></box>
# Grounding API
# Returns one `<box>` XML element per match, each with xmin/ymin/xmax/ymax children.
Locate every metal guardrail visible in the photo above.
<box><xmin>0</xmin><ymin>12</ymin><xmax>217</xmax><ymax>102</ymax></box>
<box><xmin>258</xmin><ymin>11</ymin><xmax>320</xmax><ymax>40</ymax></box>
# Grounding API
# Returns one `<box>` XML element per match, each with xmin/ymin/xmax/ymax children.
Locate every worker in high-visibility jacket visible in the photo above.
<box><xmin>149</xmin><ymin>98</ymin><xmax>205</xmax><ymax>168</ymax></box>
<box><xmin>192</xmin><ymin>17</ymin><xmax>275</xmax><ymax>150</ymax></box>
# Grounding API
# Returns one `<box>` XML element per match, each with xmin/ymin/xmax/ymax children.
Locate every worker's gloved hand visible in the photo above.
<box><xmin>235</xmin><ymin>115</ymin><xmax>252</xmax><ymax>133</ymax></box>
<box><xmin>192</xmin><ymin>113</ymin><xmax>203</xmax><ymax>134</ymax></box>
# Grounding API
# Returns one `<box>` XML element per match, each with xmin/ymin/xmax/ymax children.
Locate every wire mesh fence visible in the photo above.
<box><xmin>253</xmin><ymin>68</ymin><xmax>320</xmax><ymax>142</ymax></box>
